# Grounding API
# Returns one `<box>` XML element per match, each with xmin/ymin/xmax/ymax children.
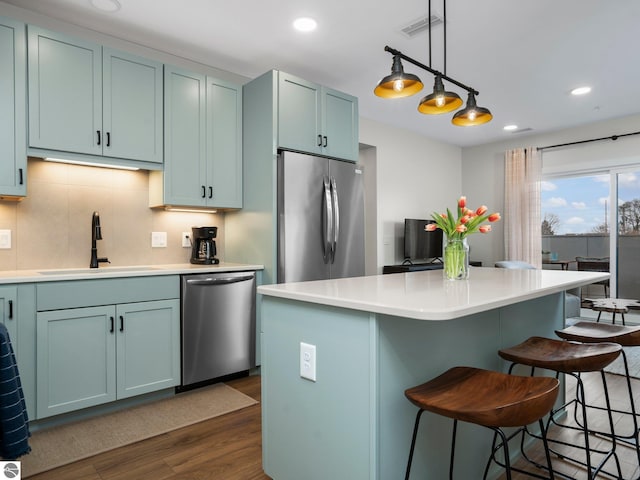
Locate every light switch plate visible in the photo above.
<box><xmin>151</xmin><ymin>231</ymin><xmax>167</xmax><ymax>248</ymax></box>
<box><xmin>0</xmin><ymin>230</ymin><xmax>11</xmax><ymax>249</ymax></box>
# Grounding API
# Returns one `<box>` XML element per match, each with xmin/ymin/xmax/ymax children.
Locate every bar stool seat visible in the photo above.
<box><xmin>499</xmin><ymin>336</ymin><xmax>622</xmax><ymax>373</ymax></box>
<box><xmin>498</xmin><ymin>336</ymin><xmax>623</xmax><ymax>480</ymax></box>
<box><xmin>405</xmin><ymin>366</ymin><xmax>560</xmax><ymax>427</ymax></box>
<box><xmin>556</xmin><ymin>320</ymin><xmax>640</xmax><ymax>346</ymax></box>
<box><xmin>404</xmin><ymin>366</ymin><xmax>559</xmax><ymax>479</ymax></box>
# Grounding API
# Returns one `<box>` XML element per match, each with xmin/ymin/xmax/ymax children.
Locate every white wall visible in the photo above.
<box><xmin>462</xmin><ymin>113</ymin><xmax>640</xmax><ymax>267</ymax></box>
<box><xmin>359</xmin><ymin>117</ymin><xmax>462</xmax><ymax>271</ymax></box>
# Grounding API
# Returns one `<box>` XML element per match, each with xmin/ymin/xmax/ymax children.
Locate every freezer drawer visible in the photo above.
<box><xmin>181</xmin><ymin>271</ymin><xmax>256</xmax><ymax>387</ymax></box>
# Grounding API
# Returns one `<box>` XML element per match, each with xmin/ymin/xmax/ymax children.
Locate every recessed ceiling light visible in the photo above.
<box><xmin>503</xmin><ymin>125</ymin><xmax>518</xmax><ymax>131</ymax></box>
<box><xmin>89</xmin><ymin>0</ymin><xmax>121</xmax><ymax>13</ymax></box>
<box><xmin>293</xmin><ymin>17</ymin><xmax>317</xmax><ymax>32</ymax></box>
<box><xmin>571</xmin><ymin>86</ymin><xmax>591</xmax><ymax>96</ymax></box>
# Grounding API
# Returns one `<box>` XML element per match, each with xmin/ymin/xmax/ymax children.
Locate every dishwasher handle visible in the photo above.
<box><xmin>185</xmin><ymin>275</ymin><xmax>254</xmax><ymax>286</ymax></box>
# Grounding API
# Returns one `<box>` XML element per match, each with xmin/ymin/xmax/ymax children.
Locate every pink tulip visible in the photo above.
<box><xmin>440</xmin><ymin>213</ymin><xmax>448</xmax><ymax>220</ymax></box>
<box><xmin>460</xmin><ymin>215</ymin><xmax>471</xmax><ymax>224</ymax></box>
<box><xmin>479</xmin><ymin>225</ymin><xmax>492</xmax><ymax>233</ymax></box>
<box><xmin>488</xmin><ymin>213</ymin><xmax>501</xmax><ymax>222</ymax></box>
<box><xmin>458</xmin><ymin>196</ymin><xmax>466</xmax><ymax>208</ymax></box>
<box><xmin>424</xmin><ymin>223</ymin><xmax>437</xmax><ymax>232</ymax></box>
<box><xmin>476</xmin><ymin>205</ymin><xmax>488</xmax><ymax>216</ymax></box>
<box><xmin>455</xmin><ymin>224</ymin><xmax>467</xmax><ymax>233</ymax></box>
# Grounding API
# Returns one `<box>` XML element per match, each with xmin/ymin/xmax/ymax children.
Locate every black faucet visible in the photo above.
<box><xmin>90</xmin><ymin>211</ymin><xmax>110</xmax><ymax>268</ymax></box>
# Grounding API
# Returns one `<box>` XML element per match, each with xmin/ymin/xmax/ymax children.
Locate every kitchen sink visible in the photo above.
<box><xmin>38</xmin><ymin>266</ymin><xmax>160</xmax><ymax>275</ymax></box>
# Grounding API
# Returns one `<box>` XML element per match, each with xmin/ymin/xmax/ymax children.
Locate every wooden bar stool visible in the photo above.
<box><xmin>498</xmin><ymin>336</ymin><xmax>623</xmax><ymax>480</ymax></box>
<box><xmin>556</xmin><ymin>321</ymin><xmax>640</xmax><ymax>471</ymax></box>
<box><xmin>404</xmin><ymin>366</ymin><xmax>559</xmax><ymax>480</ymax></box>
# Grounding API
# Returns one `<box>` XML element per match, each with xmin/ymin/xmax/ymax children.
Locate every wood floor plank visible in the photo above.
<box><xmin>27</xmin><ymin>375</ymin><xmax>270</xmax><ymax>480</ymax></box>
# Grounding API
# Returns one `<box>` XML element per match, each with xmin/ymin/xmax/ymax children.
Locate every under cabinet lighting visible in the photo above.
<box><xmin>164</xmin><ymin>207</ymin><xmax>218</xmax><ymax>214</ymax></box>
<box><xmin>44</xmin><ymin>157</ymin><xmax>139</xmax><ymax>171</ymax></box>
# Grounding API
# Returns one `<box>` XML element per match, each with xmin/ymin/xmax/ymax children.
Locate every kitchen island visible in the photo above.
<box><xmin>257</xmin><ymin>267</ymin><xmax>609</xmax><ymax>480</ymax></box>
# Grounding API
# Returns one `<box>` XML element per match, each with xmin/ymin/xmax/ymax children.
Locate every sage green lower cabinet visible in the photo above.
<box><xmin>36</xmin><ymin>299</ymin><xmax>179</xmax><ymax>419</ymax></box>
<box><xmin>0</xmin><ymin>285</ymin><xmax>18</xmax><ymax>350</ymax></box>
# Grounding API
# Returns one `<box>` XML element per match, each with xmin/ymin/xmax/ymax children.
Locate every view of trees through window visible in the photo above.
<box><xmin>541</xmin><ymin>172</ymin><xmax>640</xmax><ymax>236</ymax></box>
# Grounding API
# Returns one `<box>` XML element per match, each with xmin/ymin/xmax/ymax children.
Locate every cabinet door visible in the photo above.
<box><xmin>0</xmin><ymin>286</ymin><xmax>18</xmax><ymax>354</ymax></box>
<box><xmin>322</xmin><ymin>87</ymin><xmax>359</xmax><ymax>162</ymax></box>
<box><xmin>27</xmin><ymin>26</ymin><xmax>102</xmax><ymax>155</ymax></box>
<box><xmin>277</xmin><ymin>72</ymin><xmax>322</xmax><ymax>155</ymax></box>
<box><xmin>103</xmin><ymin>48</ymin><xmax>163</xmax><ymax>163</ymax></box>
<box><xmin>116</xmin><ymin>300</ymin><xmax>180</xmax><ymax>399</ymax></box>
<box><xmin>36</xmin><ymin>306</ymin><xmax>116</xmax><ymax>418</ymax></box>
<box><xmin>207</xmin><ymin>77</ymin><xmax>243</xmax><ymax>208</ymax></box>
<box><xmin>163</xmin><ymin>66</ymin><xmax>206</xmax><ymax>206</ymax></box>
<box><xmin>0</xmin><ymin>18</ymin><xmax>26</xmax><ymax>197</ymax></box>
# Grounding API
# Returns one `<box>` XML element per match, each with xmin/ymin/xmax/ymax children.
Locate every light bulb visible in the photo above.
<box><xmin>393</xmin><ymin>79</ymin><xmax>405</xmax><ymax>92</ymax></box>
<box><xmin>435</xmin><ymin>95</ymin><xmax>445</xmax><ymax>107</ymax></box>
<box><xmin>468</xmin><ymin>111</ymin><xmax>477</xmax><ymax>121</ymax></box>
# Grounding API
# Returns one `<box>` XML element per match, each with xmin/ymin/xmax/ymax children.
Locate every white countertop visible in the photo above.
<box><xmin>258</xmin><ymin>267</ymin><xmax>610</xmax><ymax>321</ymax></box>
<box><xmin>0</xmin><ymin>262</ymin><xmax>264</xmax><ymax>284</ymax></box>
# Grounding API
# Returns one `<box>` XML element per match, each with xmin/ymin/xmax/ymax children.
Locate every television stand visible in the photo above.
<box><xmin>383</xmin><ymin>260</ymin><xmax>482</xmax><ymax>274</ymax></box>
<box><xmin>383</xmin><ymin>263</ymin><xmax>443</xmax><ymax>274</ymax></box>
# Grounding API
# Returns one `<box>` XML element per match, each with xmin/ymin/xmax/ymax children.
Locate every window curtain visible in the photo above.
<box><xmin>504</xmin><ymin>147</ymin><xmax>542</xmax><ymax>268</ymax></box>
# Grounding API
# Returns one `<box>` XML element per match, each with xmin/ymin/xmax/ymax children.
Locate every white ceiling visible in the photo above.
<box><xmin>6</xmin><ymin>0</ymin><xmax>640</xmax><ymax>148</ymax></box>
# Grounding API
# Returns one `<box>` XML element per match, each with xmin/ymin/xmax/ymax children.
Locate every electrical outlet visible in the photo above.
<box><xmin>300</xmin><ymin>342</ymin><xmax>317</xmax><ymax>382</ymax></box>
<box><xmin>151</xmin><ymin>231</ymin><xmax>167</xmax><ymax>248</ymax></box>
<box><xmin>0</xmin><ymin>230</ymin><xmax>11</xmax><ymax>249</ymax></box>
<box><xmin>182</xmin><ymin>232</ymin><xmax>191</xmax><ymax>248</ymax></box>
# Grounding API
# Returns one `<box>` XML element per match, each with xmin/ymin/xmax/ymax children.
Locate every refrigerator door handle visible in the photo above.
<box><xmin>322</xmin><ymin>176</ymin><xmax>334</xmax><ymax>264</ymax></box>
<box><xmin>330</xmin><ymin>177</ymin><xmax>340</xmax><ymax>263</ymax></box>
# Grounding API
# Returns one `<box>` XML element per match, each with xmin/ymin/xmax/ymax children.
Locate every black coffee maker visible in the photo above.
<box><xmin>190</xmin><ymin>226</ymin><xmax>219</xmax><ymax>265</ymax></box>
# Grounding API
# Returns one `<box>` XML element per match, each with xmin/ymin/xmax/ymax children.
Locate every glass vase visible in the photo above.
<box><xmin>443</xmin><ymin>238</ymin><xmax>469</xmax><ymax>280</ymax></box>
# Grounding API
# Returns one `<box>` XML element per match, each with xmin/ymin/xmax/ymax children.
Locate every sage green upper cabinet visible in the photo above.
<box><xmin>0</xmin><ymin>17</ymin><xmax>26</xmax><ymax>197</ymax></box>
<box><xmin>27</xmin><ymin>26</ymin><xmax>163</xmax><ymax>167</ymax></box>
<box><xmin>278</xmin><ymin>71</ymin><xmax>358</xmax><ymax>162</ymax></box>
<box><xmin>206</xmin><ymin>76</ymin><xmax>243</xmax><ymax>208</ymax></box>
<box><xmin>150</xmin><ymin>66</ymin><xmax>242</xmax><ymax>209</ymax></box>
<box><xmin>102</xmin><ymin>48</ymin><xmax>163</xmax><ymax>163</ymax></box>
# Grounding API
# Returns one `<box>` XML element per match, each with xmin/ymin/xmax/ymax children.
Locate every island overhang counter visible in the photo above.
<box><xmin>257</xmin><ymin>267</ymin><xmax>609</xmax><ymax>479</ymax></box>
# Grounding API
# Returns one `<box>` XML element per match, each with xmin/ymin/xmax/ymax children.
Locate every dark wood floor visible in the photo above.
<box><xmin>27</xmin><ymin>375</ymin><xmax>271</xmax><ymax>480</ymax></box>
<box><xmin>26</xmin><ymin>371</ymin><xmax>640</xmax><ymax>479</ymax></box>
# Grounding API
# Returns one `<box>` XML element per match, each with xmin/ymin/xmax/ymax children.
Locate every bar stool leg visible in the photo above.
<box><xmin>449</xmin><ymin>419</ymin><xmax>457</xmax><ymax>480</ymax></box>
<box><xmin>482</xmin><ymin>428</ymin><xmax>513</xmax><ymax>480</ymax></box>
<box><xmin>405</xmin><ymin>409</ymin><xmax>425</xmax><ymax>480</ymax></box>
<box><xmin>572</xmin><ymin>351</ymin><xmax>640</xmax><ymax>477</ymax></box>
<box><xmin>548</xmin><ymin>371</ymin><xmax>622</xmax><ymax>479</ymax></box>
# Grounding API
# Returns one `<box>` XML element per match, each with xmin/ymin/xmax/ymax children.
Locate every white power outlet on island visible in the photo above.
<box><xmin>300</xmin><ymin>342</ymin><xmax>317</xmax><ymax>382</ymax></box>
<box><xmin>151</xmin><ymin>231</ymin><xmax>167</xmax><ymax>248</ymax></box>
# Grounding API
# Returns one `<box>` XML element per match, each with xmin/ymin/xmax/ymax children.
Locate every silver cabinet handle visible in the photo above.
<box><xmin>186</xmin><ymin>275</ymin><xmax>254</xmax><ymax>286</ymax></box>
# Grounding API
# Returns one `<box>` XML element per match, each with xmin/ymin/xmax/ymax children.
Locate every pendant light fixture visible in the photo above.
<box><xmin>374</xmin><ymin>0</ymin><xmax>492</xmax><ymax>126</ymax></box>
<box><xmin>373</xmin><ymin>55</ymin><xmax>424</xmax><ymax>98</ymax></box>
<box><xmin>451</xmin><ymin>92</ymin><xmax>493</xmax><ymax>126</ymax></box>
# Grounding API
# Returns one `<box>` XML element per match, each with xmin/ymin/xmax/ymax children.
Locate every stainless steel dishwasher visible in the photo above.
<box><xmin>180</xmin><ymin>271</ymin><xmax>256</xmax><ymax>389</ymax></box>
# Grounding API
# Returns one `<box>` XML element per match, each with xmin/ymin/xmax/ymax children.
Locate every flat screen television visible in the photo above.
<box><xmin>403</xmin><ymin>218</ymin><xmax>443</xmax><ymax>264</ymax></box>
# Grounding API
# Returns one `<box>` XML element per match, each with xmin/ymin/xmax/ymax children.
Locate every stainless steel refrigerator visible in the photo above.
<box><xmin>277</xmin><ymin>150</ymin><xmax>364</xmax><ymax>283</ymax></box>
